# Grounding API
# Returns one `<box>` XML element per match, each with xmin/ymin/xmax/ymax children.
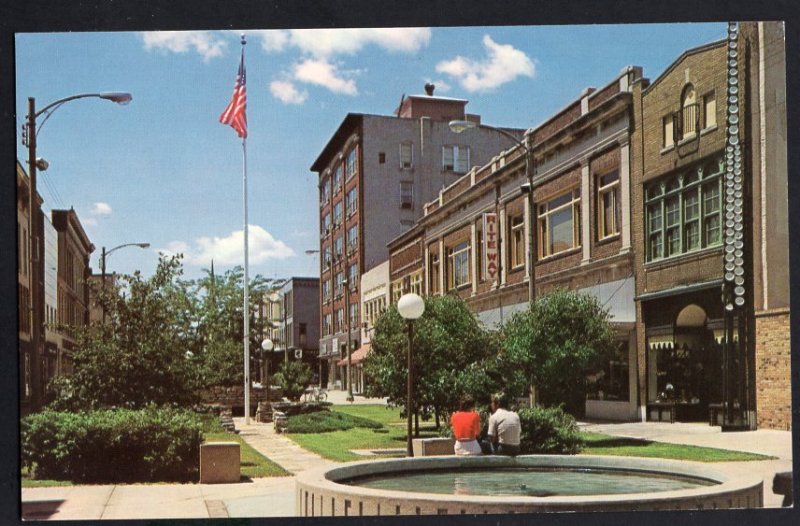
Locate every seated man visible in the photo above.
<box><xmin>486</xmin><ymin>392</ymin><xmax>521</xmax><ymax>456</ymax></box>
<box><xmin>450</xmin><ymin>396</ymin><xmax>482</xmax><ymax>456</ymax></box>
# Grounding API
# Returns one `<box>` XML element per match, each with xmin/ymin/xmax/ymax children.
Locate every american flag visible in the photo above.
<box><xmin>219</xmin><ymin>51</ymin><xmax>247</xmax><ymax>138</ymax></box>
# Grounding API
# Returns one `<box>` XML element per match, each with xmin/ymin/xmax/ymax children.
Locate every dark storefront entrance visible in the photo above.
<box><xmin>643</xmin><ymin>290</ymin><xmax>727</xmax><ymax>423</ymax></box>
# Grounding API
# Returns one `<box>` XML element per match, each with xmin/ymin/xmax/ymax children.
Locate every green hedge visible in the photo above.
<box><xmin>286</xmin><ymin>409</ymin><xmax>383</xmax><ymax>433</ymax></box>
<box><xmin>518</xmin><ymin>405</ymin><xmax>584</xmax><ymax>455</ymax></box>
<box><xmin>21</xmin><ymin>406</ymin><xmax>204</xmax><ymax>483</ymax></box>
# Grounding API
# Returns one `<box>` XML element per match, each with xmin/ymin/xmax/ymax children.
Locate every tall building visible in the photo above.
<box><xmin>383</xmin><ymin>22</ymin><xmax>789</xmax><ymax>430</ymax></box>
<box><xmin>630</xmin><ymin>22</ymin><xmax>789</xmax><ymax>430</ymax></box>
<box><xmin>388</xmin><ymin>66</ymin><xmax>643</xmax><ymax>420</ymax></box>
<box><xmin>50</xmin><ymin>209</ymin><xmax>95</xmax><ymax>383</ymax></box>
<box><xmin>265</xmin><ymin>277</ymin><xmax>320</xmax><ymax>380</ymax></box>
<box><xmin>312</xmin><ymin>86</ymin><xmax>525</xmax><ymax>390</ymax></box>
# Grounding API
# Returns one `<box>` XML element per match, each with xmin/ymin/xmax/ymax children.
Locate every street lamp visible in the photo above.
<box><xmin>448</xmin><ymin>120</ymin><xmax>536</xmax><ymax>305</ymax></box>
<box><xmin>100</xmin><ymin>242</ymin><xmax>150</xmax><ymax>323</ymax></box>
<box><xmin>23</xmin><ymin>92</ymin><xmax>132</xmax><ymax>409</ymax></box>
<box><xmin>397</xmin><ymin>292</ymin><xmax>425</xmax><ymax>457</ymax></box>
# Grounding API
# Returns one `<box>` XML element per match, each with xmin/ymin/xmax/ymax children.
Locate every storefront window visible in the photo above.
<box><xmin>587</xmin><ymin>341</ymin><xmax>629</xmax><ymax>401</ymax></box>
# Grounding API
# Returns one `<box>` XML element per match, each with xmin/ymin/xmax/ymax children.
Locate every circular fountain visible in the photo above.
<box><xmin>295</xmin><ymin>455</ymin><xmax>762</xmax><ymax>516</ymax></box>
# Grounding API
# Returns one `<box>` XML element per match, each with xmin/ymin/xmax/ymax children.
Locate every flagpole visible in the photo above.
<box><xmin>240</xmin><ymin>33</ymin><xmax>251</xmax><ymax>425</ymax></box>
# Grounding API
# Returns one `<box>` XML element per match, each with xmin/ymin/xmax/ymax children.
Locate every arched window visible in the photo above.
<box><xmin>680</xmin><ymin>84</ymin><xmax>698</xmax><ymax>139</ymax></box>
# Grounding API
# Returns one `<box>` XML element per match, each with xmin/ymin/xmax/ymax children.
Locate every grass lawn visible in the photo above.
<box><xmin>286</xmin><ymin>405</ymin><xmax>440</xmax><ymax>462</ymax></box>
<box><xmin>21</xmin><ymin>467</ymin><xmax>73</xmax><ymax>488</ymax></box>
<box><xmin>580</xmin><ymin>432</ymin><xmax>774</xmax><ymax>462</ymax></box>
<box><xmin>203</xmin><ymin>431</ymin><xmax>289</xmax><ymax>478</ymax></box>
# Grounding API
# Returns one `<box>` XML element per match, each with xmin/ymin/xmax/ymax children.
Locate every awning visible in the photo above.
<box><xmin>337</xmin><ymin>343</ymin><xmax>371</xmax><ymax>366</ymax></box>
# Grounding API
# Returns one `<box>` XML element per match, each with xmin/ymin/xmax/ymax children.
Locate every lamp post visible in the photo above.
<box><xmin>23</xmin><ymin>92</ymin><xmax>132</xmax><ymax>409</ymax></box>
<box><xmin>100</xmin><ymin>242</ymin><xmax>150</xmax><ymax>322</ymax></box>
<box><xmin>397</xmin><ymin>292</ymin><xmax>425</xmax><ymax>457</ymax></box>
<box><xmin>262</xmin><ymin>338</ymin><xmax>274</xmax><ymax>404</ymax></box>
<box><xmin>448</xmin><ymin>120</ymin><xmax>535</xmax><ymax>305</ymax></box>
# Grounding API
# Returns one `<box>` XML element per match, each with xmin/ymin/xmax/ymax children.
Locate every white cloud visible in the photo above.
<box><xmin>82</xmin><ymin>217</ymin><xmax>98</xmax><ymax>227</ymax></box>
<box><xmin>436</xmin><ymin>35</ymin><xmax>535</xmax><ymax>92</ymax></box>
<box><xmin>293</xmin><ymin>58</ymin><xmax>358</xmax><ymax>96</ymax></box>
<box><xmin>140</xmin><ymin>31</ymin><xmax>227</xmax><ymax>61</ymax></box>
<box><xmin>91</xmin><ymin>202</ymin><xmax>113</xmax><ymax>215</ymax></box>
<box><xmin>270</xmin><ymin>80</ymin><xmax>308</xmax><ymax>104</ymax></box>
<box><xmin>161</xmin><ymin>225</ymin><xmax>294</xmax><ymax>266</ymax></box>
<box><xmin>253</xmin><ymin>28</ymin><xmax>431</xmax><ymax>57</ymax></box>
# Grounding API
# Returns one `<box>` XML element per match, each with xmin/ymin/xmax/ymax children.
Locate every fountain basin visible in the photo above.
<box><xmin>295</xmin><ymin>455</ymin><xmax>762</xmax><ymax>516</ymax></box>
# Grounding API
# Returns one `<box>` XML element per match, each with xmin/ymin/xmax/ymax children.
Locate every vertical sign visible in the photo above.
<box><xmin>483</xmin><ymin>212</ymin><xmax>499</xmax><ymax>281</ymax></box>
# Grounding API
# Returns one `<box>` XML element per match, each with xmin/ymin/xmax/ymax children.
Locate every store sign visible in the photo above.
<box><xmin>483</xmin><ymin>212</ymin><xmax>499</xmax><ymax>280</ymax></box>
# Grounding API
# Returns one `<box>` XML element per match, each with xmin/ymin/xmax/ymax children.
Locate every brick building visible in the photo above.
<box><xmin>631</xmin><ymin>22</ymin><xmax>789</xmax><ymax>429</ymax></box>
<box><xmin>388</xmin><ymin>66</ymin><xmax>644</xmax><ymax>420</ymax></box>
<box><xmin>264</xmin><ymin>277</ymin><xmax>320</xmax><ymax>381</ymax></box>
<box><xmin>312</xmin><ymin>87</ymin><xmax>525</xmax><ymax>390</ymax></box>
<box><xmin>384</xmin><ymin>22</ymin><xmax>789</xmax><ymax>430</ymax></box>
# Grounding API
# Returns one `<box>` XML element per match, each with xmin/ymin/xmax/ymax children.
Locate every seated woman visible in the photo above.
<box><xmin>450</xmin><ymin>396</ymin><xmax>482</xmax><ymax>456</ymax></box>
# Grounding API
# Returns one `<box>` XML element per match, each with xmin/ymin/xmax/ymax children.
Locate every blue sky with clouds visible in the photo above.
<box><xmin>15</xmin><ymin>23</ymin><xmax>726</xmax><ymax>280</ymax></box>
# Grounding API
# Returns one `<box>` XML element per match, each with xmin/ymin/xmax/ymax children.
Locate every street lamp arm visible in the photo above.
<box><xmin>34</xmin><ymin>92</ymin><xmax>133</xmax><ymax>119</ymax></box>
<box><xmin>104</xmin><ymin>242</ymin><xmax>151</xmax><ymax>259</ymax></box>
<box><xmin>448</xmin><ymin>119</ymin><xmax>527</xmax><ymax>150</ymax></box>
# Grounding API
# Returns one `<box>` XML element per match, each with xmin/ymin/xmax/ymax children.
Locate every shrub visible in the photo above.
<box><xmin>272</xmin><ymin>361</ymin><xmax>313</xmax><ymax>401</ymax></box>
<box><xmin>21</xmin><ymin>406</ymin><xmax>204</xmax><ymax>483</ymax></box>
<box><xmin>517</xmin><ymin>405</ymin><xmax>584</xmax><ymax>455</ymax></box>
<box><xmin>286</xmin><ymin>410</ymin><xmax>383</xmax><ymax>433</ymax></box>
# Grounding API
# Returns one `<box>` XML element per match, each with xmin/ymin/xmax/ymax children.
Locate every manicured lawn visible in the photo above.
<box><xmin>328</xmin><ymin>404</ymin><xmax>406</xmax><ymax>425</ymax></box>
<box><xmin>203</xmin><ymin>431</ymin><xmax>290</xmax><ymax>478</ymax></box>
<box><xmin>580</xmin><ymin>432</ymin><xmax>774</xmax><ymax>462</ymax></box>
<box><xmin>286</xmin><ymin>405</ymin><xmax>440</xmax><ymax>462</ymax></box>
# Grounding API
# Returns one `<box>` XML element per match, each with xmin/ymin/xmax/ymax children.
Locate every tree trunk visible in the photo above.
<box><xmin>435</xmin><ymin>408</ymin><xmax>440</xmax><ymax>429</ymax></box>
<box><xmin>414</xmin><ymin>409</ymin><xmax>420</xmax><ymax>437</ymax></box>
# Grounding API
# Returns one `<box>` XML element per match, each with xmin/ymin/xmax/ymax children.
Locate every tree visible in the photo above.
<box><xmin>272</xmin><ymin>361</ymin><xmax>313</xmax><ymax>401</ymax></box>
<box><xmin>501</xmin><ymin>288</ymin><xmax>616</xmax><ymax>416</ymax></box>
<box><xmin>364</xmin><ymin>295</ymin><xmax>500</xmax><ymax>431</ymax></box>
<box><xmin>49</xmin><ymin>255</ymin><xmax>201</xmax><ymax>410</ymax></box>
<box><xmin>193</xmin><ymin>266</ymin><xmax>283</xmax><ymax>387</ymax></box>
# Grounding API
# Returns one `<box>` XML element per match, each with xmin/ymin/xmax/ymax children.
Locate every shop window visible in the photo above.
<box><xmin>587</xmin><ymin>341</ymin><xmax>630</xmax><ymax>401</ymax></box>
<box><xmin>509</xmin><ymin>215</ymin><xmax>525</xmax><ymax>269</ymax></box>
<box><xmin>597</xmin><ymin>171</ymin><xmax>620</xmax><ymax>240</ymax></box>
<box><xmin>447</xmin><ymin>241</ymin><xmax>471</xmax><ymax>289</ymax></box>
<box><xmin>645</xmin><ymin>157</ymin><xmax>723</xmax><ymax>262</ymax></box>
<box><xmin>538</xmin><ymin>189</ymin><xmax>581</xmax><ymax>258</ymax></box>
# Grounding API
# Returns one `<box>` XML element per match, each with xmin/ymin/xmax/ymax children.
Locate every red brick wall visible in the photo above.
<box><xmin>754</xmin><ymin>309</ymin><xmax>792</xmax><ymax>430</ymax></box>
<box><xmin>531</xmin><ymin>102</ymin><xmax>582</xmax><ymax>144</ymax></box>
<box><xmin>589</xmin><ymin>82</ymin><xmax>620</xmax><ymax>111</ymax></box>
<box><xmin>390</xmin><ymin>237</ymin><xmax>424</xmax><ymax>281</ymax></box>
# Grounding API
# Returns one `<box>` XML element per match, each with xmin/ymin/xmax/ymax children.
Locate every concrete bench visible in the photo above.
<box><xmin>200</xmin><ymin>442</ymin><xmax>240</xmax><ymax>483</ymax></box>
<box><xmin>412</xmin><ymin>437</ymin><xmax>455</xmax><ymax>457</ymax></box>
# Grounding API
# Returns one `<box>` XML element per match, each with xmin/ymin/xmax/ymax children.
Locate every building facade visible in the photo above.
<box><xmin>265</xmin><ymin>277</ymin><xmax>320</xmax><ymax>381</ymax></box>
<box><xmin>312</xmin><ymin>86</ymin><xmax>525</xmax><ymax>390</ymax></box>
<box><xmin>388</xmin><ymin>66</ymin><xmax>643</xmax><ymax>420</ymax></box>
<box><xmin>631</xmin><ymin>22</ymin><xmax>789</xmax><ymax>429</ymax></box>
<box><xmin>50</xmin><ymin>209</ymin><xmax>95</xmax><ymax>385</ymax></box>
<box><xmin>383</xmin><ymin>22</ymin><xmax>789</xmax><ymax>430</ymax></box>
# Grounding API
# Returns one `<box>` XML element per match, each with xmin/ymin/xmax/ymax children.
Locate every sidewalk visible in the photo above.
<box><xmin>582</xmin><ymin>421</ymin><xmax>793</xmax><ymax>508</ymax></box>
<box><xmin>21</xmin><ymin>416</ymin><xmax>333</xmax><ymax>520</ymax></box>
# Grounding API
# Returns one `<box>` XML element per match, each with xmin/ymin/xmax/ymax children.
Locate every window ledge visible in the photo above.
<box><xmin>596</xmin><ymin>233</ymin><xmax>621</xmax><ymax>247</ymax></box>
<box><xmin>644</xmin><ymin>245</ymin><xmax>723</xmax><ymax>271</ymax></box>
<box><xmin>660</xmin><ymin>144</ymin><xmax>675</xmax><ymax>155</ymax></box>
<box><xmin>700</xmin><ymin>125</ymin><xmax>718</xmax><ymax>136</ymax></box>
<box><xmin>677</xmin><ymin>133</ymin><xmax>697</xmax><ymax>146</ymax></box>
<box><xmin>537</xmin><ymin>246</ymin><xmax>582</xmax><ymax>263</ymax></box>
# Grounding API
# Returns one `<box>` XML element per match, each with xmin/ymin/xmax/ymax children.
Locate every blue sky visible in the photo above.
<box><xmin>15</xmin><ymin>23</ymin><xmax>727</xmax><ymax>281</ymax></box>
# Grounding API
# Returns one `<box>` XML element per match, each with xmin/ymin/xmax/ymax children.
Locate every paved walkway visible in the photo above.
<box><xmin>582</xmin><ymin>421</ymin><xmax>793</xmax><ymax>508</ymax></box>
<box><xmin>21</xmin><ymin>402</ymin><xmax>793</xmax><ymax>518</ymax></box>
